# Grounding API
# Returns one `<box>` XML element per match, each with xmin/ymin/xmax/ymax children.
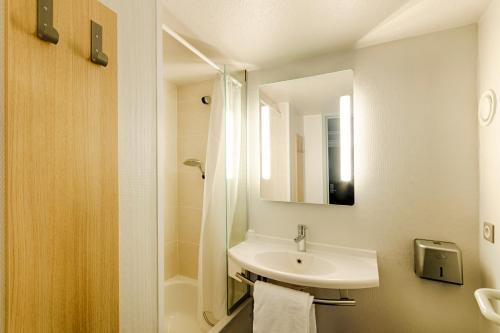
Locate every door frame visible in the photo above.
<box><xmin>156</xmin><ymin>0</ymin><xmax>165</xmax><ymax>330</ymax></box>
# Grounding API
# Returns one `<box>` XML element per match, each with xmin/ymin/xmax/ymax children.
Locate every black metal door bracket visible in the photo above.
<box><xmin>37</xmin><ymin>0</ymin><xmax>59</xmax><ymax>44</ymax></box>
<box><xmin>91</xmin><ymin>21</ymin><xmax>109</xmax><ymax>67</ymax></box>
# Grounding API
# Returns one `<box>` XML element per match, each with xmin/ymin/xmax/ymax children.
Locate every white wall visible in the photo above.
<box><xmin>303</xmin><ymin>115</ymin><xmax>326</xmax><ymax>204</ymax></box>
<box><xmin>98</xmin><ymin>0</ymin><xmax>159</xmax><ymax>332</ymax></box>
<box><xmin>248</xmin><ymin>26</ymin><xmax>479</xmax><ymax>332</ymax></box>
<box><xmin>478</xmin><ymin>1</ymin><xmax>500</xmax><ymax>332</ymax></box>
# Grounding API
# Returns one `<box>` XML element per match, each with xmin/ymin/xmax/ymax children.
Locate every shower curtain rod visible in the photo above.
<box><xmin>162</xmin><ymin>24</ymin><xmax>243</xmax><ymax>87</ymax></box>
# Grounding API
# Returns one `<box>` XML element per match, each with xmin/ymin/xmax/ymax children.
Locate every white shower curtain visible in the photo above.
<box><xmin>197</xmin><ymin>74</ymin><xmax>242</xmax><ymax>327</ymax></box>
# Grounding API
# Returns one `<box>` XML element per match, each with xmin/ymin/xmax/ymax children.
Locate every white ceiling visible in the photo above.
<box><xmin>161</xmin><ymin>0</ymin><xmax>491</xmax><ymax>70</ymax></box>
<box><xmin>260</xmin><ymin>70</ymin><xmax>353</xmax><ymax>116</ymax></box>
<box><xmin>356</xmin><ymin>0</ymin><xmax>491</xmax><ymax>48</ymax></box>
<box><xmin>161</xmin><ymin>0</ymin><xmax>410</xmax><ymax>69</ymax></box>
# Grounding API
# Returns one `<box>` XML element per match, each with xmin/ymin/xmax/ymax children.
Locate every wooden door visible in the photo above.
<box><xmin>5</xmin><ymin>0</ymin><xmax>118</xmax><ymax>331</ymax></box>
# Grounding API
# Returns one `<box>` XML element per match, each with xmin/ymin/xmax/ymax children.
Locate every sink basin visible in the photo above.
<box><xmin>229</xmin><ymin>231</ymin><xmax>379</xmax><ymax>289</ymax></box>
<box><xmin>255</xmin><ymin>251</ymin><xmax>336</xmax><ymax>276</ymax></box>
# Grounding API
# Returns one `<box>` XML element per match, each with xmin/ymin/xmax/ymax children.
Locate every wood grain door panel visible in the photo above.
<box><xmin>5</xmin><ymin>0</ymin><xmax>118</xmax><ymax>331</ymax></box>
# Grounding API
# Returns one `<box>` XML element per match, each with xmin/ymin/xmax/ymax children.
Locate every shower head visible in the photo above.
<box><xmin>183</xmin><ymin>159</ymin><xmax>206</xmax><ymax>179</ymax></box>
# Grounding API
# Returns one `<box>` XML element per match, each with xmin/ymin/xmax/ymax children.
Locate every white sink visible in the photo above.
<box><xmin>229</xmin><ymin>231</ymin><xmax>379</xmax><ymax>289</ymax></box>
<box><xmin>255</xmin><ymin>251</ymin><xmax>336</xmax><ymax>276</ymax></box>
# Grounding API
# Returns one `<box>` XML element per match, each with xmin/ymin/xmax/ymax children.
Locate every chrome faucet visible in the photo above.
<box><xmin>294</xmin><ymin>224</ymin><xmax>307</xmax><ymax>252</ymax></box>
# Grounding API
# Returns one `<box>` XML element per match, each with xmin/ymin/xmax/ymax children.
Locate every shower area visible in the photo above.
<box><xmin>158</xmin><ymin>25</ymin><xmax>248</xmax><ymax>333</ymax></box>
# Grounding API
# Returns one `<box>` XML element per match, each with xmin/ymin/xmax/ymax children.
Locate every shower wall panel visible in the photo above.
<box><xmin>164</xmin><ymin>81</ymin><xmax>179</xmax><ymax>279</ymax></box>
<box><xmin>177</xmin><ymin>80</ymin><xmax>213</xmax><ymax>279</ymax></box>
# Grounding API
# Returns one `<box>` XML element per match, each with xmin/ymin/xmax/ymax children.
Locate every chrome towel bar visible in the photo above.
<box><xmin>235</xmin><ymin>272</ymin><xmax>356</xmax><ymax>306</ymax></box>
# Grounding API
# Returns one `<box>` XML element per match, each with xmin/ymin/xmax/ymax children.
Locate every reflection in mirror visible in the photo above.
<box><xmin>259</xmin><ymin>70</ymin><xmax>354</xmax><ymax>205</ymax></box>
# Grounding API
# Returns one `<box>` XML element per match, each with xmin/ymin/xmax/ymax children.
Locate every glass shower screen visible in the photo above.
<box><xmin>224</xmin><ymin>67</ymin><xmax>249</xmax><ymax>313</ymax></box>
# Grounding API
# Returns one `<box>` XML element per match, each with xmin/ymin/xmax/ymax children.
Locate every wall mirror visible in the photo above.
<box><xmin>259</xmin><ymin>70</ymin><xmax>354</xmax><ymax>205</ymax></box>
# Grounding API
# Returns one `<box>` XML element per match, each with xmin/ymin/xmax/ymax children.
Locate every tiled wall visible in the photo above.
<box><xmin>177</xmin><ymin>80</ymin><xmax>213</xmax><ymax>279</ymax></box>
<box><xmin>164</xmin><ymin>79</ymin><xmax>213</xmax><ymax>281</ymax></box>
<box><xmin>164</xmin><ymin>81</ymin><xmax>179</xmax><ymax>279</ymax></box>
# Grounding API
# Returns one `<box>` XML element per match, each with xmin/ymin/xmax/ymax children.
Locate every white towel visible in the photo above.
<box><xmin>253</xmin><ymin>281</ymin><xmax>317</xmax><ymax>333</ymax></box>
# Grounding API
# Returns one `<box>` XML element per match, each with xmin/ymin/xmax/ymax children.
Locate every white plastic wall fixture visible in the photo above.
<box><xmin>478</xmin><ymin>90</ymin><xmax>496</xmax><ymax>127</ymax></box>
<box><xmin>475</xmin><ymin>288</ymin><xmax>500</xmax><ymax>325</ymax></box>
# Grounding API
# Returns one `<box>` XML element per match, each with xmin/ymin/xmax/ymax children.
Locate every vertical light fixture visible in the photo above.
<box><xmin>261</xmin><ymin>105</ymin><xmax>271</xmax><ymax>180</ymax></box>
<box><xmin>340</xmin><ymin>95</ymin><xmax>352</xmax><ymax>182</ymax></box>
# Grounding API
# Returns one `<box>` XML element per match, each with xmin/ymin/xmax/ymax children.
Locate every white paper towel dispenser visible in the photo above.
<box><xmin>414</xmin><ymin>239</ymin><xmax>463</xmax><ymax>285</ymax></box>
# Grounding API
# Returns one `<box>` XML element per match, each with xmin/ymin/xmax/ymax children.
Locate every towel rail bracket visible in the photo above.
<box><xmin>235</xmin><ymin>272</ymin><xmax>356</xmax><ymax>306</ymax></box>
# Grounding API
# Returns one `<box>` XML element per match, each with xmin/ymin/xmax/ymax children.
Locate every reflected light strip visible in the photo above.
<box><xmin>261</xmin><ymin>105</ymin><xmax>271</xmax><ymax>180</ymax></box>
<box><xmin>226</xmin><ymin>111</ymin><xmax>234</xmax><ymax>179</ymax></box>
<box><xmin>340</xmin><ymin>95</ymin><xmax>352</xmax><ymax>182</ymax></box>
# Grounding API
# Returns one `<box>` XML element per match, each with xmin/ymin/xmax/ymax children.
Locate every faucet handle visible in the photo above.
<box><xmin>297</xmin><ymin>224</ymin><xmax>307</xmax><ymax>235</ymax></box>
<box><xmin>295</xmin><ymin>225</ymin><xmax>307</xmax><ymax>252</ymax></box>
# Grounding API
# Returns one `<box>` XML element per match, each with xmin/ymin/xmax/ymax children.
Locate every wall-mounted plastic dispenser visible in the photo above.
<box><xmin>414</xmin><ymin>239</ymin><xmax>463</xmax><ymax>285</ymax></box>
